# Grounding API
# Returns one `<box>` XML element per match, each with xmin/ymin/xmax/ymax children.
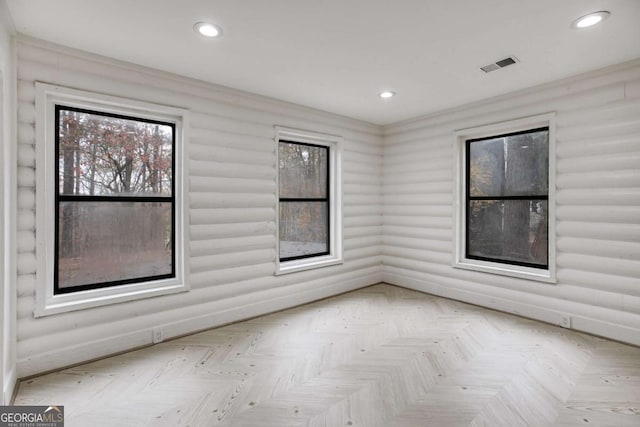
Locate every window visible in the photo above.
<box><xmin>279</xmin><ymin>141</ymin><xmax>329</xmax><ymax>261</ymax></box>
<box><xmin>36</xmin><ymin>83</ymin><xmax>189</xmax><ymax>316</ymax></box>
<box><xmin>55</xmin><ymin>106</ymin><xmax>175</xmax><ymax>293</ymax></box>
<box><xmin>276</xmin><ymin>127</ymin><xmax>342</xmax><ymax>274</ymax></box>
<box><xmin>455</xmin><ymin>114</ymin><xmax>555</xmax><ymax>282</ymax></box>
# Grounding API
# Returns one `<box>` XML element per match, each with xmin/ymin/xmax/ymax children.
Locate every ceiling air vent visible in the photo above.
<box><xmin>480</xmin><ymin>56</ymin><xmax>519</xmax><ymax>73</ymax></box>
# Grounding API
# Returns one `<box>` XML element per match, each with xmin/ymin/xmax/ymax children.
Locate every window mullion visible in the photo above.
<box><xmin>58</xmin><ymin>195</ymin><xmax>173</xmax><ymax>203</ymax></box>
<box><xmin>468</xmin><ymin>195</ymin><xmax>548</xmax><ymax>201</ymax></box>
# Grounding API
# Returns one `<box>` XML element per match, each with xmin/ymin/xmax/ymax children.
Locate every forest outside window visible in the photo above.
<box><xmin>35</xmin><ymin>83</ymin><xmax>188</xmax><ymax>316</ymax></box>
<box><xmin>279</xmin><ymin>141</ymin><xmax>329</xmax><ymax>261</ymax></box>
<box><xmin>276</xmin><ymin>127</ymin><xmax>342</xmax><ymax>274</ymax></box>
<box><xmin>455</xmin><ymin>114</ymin><xmax>555</xmax><ymax>282</ymax></box>
<box><xmin>55</xmin><ymin>106</ymin><xmax>175</xmax><ymax>293</ymax></box>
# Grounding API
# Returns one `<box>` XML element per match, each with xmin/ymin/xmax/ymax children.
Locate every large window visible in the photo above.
<box><xmin>466</xmin><ymin>127</ymin><xmax>549</xmax><ymax>268</ymax></box>
<box><xmin>455</xmin><ymin>114</ymin><xmax>555</xmax><ymax>282</ymax></box>
<box><xmin>276</xmin><ymin>127</ymin><xmax>342</xmax><ymax>274</ymax></box>
<box><xmin>36</xmin><ymin>83</ymin><xmax>188</xmax><ymax>316</ymax></box>
<box><xmin>55</xmin><ymin>106</ymin><xmax>175</xmax><ymax>293</ymax></box>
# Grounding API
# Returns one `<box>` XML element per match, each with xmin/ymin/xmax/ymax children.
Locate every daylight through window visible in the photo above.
<box><xmin>55</xmin><ymin>106</ymin><xmax>175</xmax><ymax>293</ymax></box>
<box><xmin>278</xmin><ymin>141</ymin><xmax>330</xmax><ymax>261</ymax></box>
<box><xmin>466</xmin><ymin>127</ymin><xmax>549</xmax><ymax>269</ymax></box>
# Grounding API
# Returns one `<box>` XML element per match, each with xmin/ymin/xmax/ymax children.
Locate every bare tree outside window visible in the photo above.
<box><xmin>467</xmin><ymin>128</ymin><xmax>549</xmax><ymax>268</ymax></box>
<box><xmin>278</xmin><ymin>141</ymin><xmax>329</xmax><ymax>260</ymax></box>
<box><xmin>55</xmin><ymin>106</ymin><xmax>174</xmax><ymax>292</ymax></box>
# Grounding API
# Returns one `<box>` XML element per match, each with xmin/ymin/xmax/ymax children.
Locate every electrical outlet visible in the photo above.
<box><xmin>559</xmin><ymin>316</ymin><xmax>571</xmax><ymax>329</ymax></box>
<box><xmin>152</xmin><ymin>329</ymin><xmax>164</xmax><ymax>344</ymax></box>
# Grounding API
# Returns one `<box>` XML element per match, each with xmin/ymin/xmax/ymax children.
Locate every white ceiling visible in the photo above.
<box><xmin>6</xmin><ymin>0</ymin><xmax>640</xmax><ymax>125</ymax></box>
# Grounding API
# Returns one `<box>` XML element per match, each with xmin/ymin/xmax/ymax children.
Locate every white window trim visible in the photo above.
<box><xmin>275</xmin><ymin>126</ymin><xmax>343</xmax><ymax>275</ymax></box>
<box><xmin>34</xmin><ymin>83</ymin><xmax>190</xmax><ymax>317</ymax></box>
<box><xmin>453</xmin><ymin>113</ymin><xmax>556</xmax><ymax>283</ymax></box>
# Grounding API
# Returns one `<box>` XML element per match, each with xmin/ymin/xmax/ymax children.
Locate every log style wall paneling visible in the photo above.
<box><xmin>15</xmin><ymin>38</ymin><xmax>383</xmax><ymax>377</ymax></box>
<box><xmin>12</xmin><ymin>35</ymin><xmax>640</xmax><ymax>379</ymax></box>
<box><xmin>383</xmin><ymin>60</ymin><xmax>640</xmax><ymax>346</ymax></box>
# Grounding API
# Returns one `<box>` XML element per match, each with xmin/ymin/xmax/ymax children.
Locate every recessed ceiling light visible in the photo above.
<box><xmin>571</xmin><ymin>11</ymin><xmax>610</xmax><ymax>29</ymax></box>
<box><xmin>194</xmin><ymin>22</ymin><xmax>222</xmax><ymax>38</ymax></box>
<box><xmin>379</xmin><ymin>90</ymin><xmax>396</xmax><ymax>99</ymax></box>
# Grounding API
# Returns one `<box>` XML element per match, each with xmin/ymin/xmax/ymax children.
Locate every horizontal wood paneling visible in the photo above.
<box><xmin>11</xmin><ymin>36</ymin><xmax>640</xmax><ymax>379</ymax></box>
<box><xmin>14</xmin><ymin>38</ymin><xmax>383</xmax><ymax>377</ymax></box>
<box><xmin>383</xmin><ymin>60</ymin><xmax>640</xmax><ymax>346</ymax></box>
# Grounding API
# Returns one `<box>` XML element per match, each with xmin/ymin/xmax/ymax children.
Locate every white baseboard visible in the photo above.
<box><xmin>17</xmin><ymin>273</ymin><xmax>380</xmax><ymax>378</ymax></box>
<box><xmin>384</xmin><ymin>272</ymin><xmax>640</xmax><ymax>347</ymax></box>
<box><xmin>16</xmin><ymin>271</ymin><xmax>639</xmax><ymax>379</ymax></box>
<box><xmin>162</xmin><ymin>273</ymin><xmax>380</xmax><ymax>341</ymax></box>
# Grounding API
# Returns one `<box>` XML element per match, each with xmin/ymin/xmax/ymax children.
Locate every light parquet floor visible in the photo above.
<box><xmin>13</xmin><ymin>284</ymin><xmax>640</xmax><ymax>426</ymax></box>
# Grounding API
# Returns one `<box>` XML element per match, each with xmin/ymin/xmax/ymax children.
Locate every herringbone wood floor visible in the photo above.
<box><xmin>14</xmin><ymin>284</ymin><xmax>640</xmax><ymax>426</ymax></box>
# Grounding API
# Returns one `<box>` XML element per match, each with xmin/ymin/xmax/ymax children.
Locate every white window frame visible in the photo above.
<box><xmin>454</xmin><ymin>113</ymin><xmax>556</xmax><ymax>283</ymax></box>
<box><xmin>275</xmin><ymin>126</ymin><xmax>343</xmax><ymax>275</ymax></box>
<box><xmin>35</xmin><ymin>83</ymin><xmax>189</xmax><ymax>317</ymax></box>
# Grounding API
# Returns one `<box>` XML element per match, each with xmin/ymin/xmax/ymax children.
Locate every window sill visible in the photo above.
<box><xmin>276</xmin><ymin>255</ymin><xmax>343</xmax><ymax>275</ymax></box>
<box><xmin>34</xmin><ymin>278</ymin><xmax>188</xmax><ymax>317</ymax></box>
<box><xmin>453</xmin><ymin>258</ymin><xmax>556</xmax><ymax>284</ymax></box>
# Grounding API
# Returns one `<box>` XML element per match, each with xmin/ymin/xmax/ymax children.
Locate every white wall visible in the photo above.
<box><xmin>11</xmin><ymin>33</ymin><xmax>639</xmax><ymax>380</ymax></box>
<box><xmin>0</xmin><ymin>0</ymin><xmax>16</xmax><ymax>404</ymax></box>
<box><xmin>383</xmin><ymin>59</ymin><xmax>640</xmax><ymax>346</ymax></box>
<box><xmin>15</xmin><ymin>37</ymin><xmax>383</xmax><ymax>377</ymax></box>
